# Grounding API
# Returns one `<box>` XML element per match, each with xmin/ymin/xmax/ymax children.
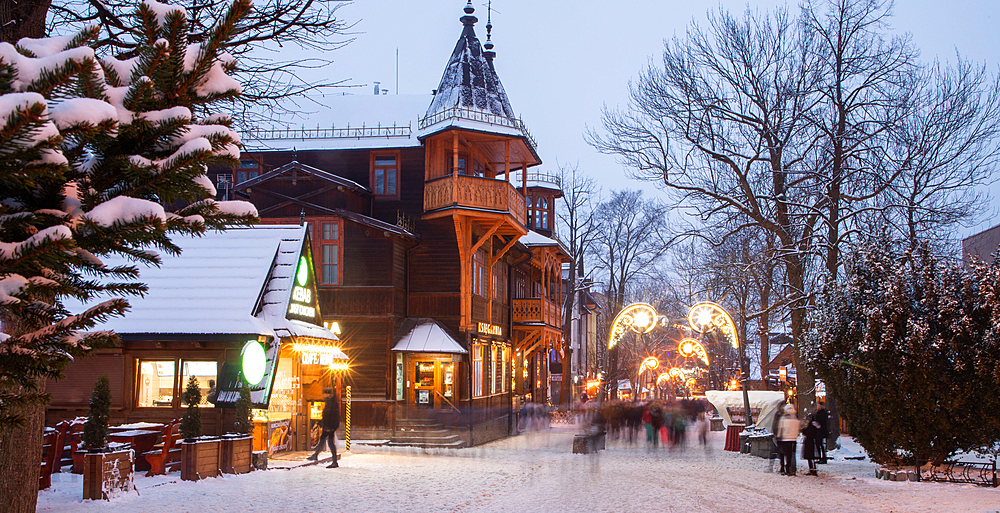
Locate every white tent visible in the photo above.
<box><xmin>705</xmin><ymin>390</ymin><xmax>787</xmax><ymax>430</ymax></box>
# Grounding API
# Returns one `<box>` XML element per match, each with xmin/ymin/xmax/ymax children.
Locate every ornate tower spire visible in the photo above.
<box><xmin>483</xmin><ymin>0</ymin><xmax>495</xmax><ymax>61</ymax></box>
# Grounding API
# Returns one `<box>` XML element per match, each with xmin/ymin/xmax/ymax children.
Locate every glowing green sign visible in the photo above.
<box><xmin>296</xmin><ymin>256</ymin><xmax>309</xmax><ymax>286</ymax></box>
<box><xmin>241</xmin><ymin>340</ymin><xmax>266</xmax><ymax>385</ymax></box>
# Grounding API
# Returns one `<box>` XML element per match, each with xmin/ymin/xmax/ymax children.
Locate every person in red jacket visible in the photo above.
<box><xmin>307</xmin><ymin>388</ymin><xmax>341</xmax><ymax>468</ymax></box>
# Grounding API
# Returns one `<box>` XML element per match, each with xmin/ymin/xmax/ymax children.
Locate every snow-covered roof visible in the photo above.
<box><xmin>416</xmin><ymin>3</ymin><xmax>535</xmax><ymax>149</ymax></box>
<box><xmin>392</xmin><ymin>318</ymin><xmax>467</xmax><ymax>354</ymax></box>
<box><xmin>521</xmin><ymin>230</ymin><xmax>557</xmax><ymax>246</ymax></box>
<box><xmin>76</xmin><ymin>225</ymin><xmax>337</xmax><ymax>342</ymax></box>
<box><xmin>425</xmin><ymin>4</ymin><xmax>515</xmax><ymax>125</ymax></box>
<box><xmin>241</xmin><ymin>94</ymin><xmax>432</xmax><ymax>152</ymax></box>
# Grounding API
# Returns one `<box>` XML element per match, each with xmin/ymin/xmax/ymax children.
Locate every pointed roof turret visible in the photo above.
<box><xmin>424</xmin><ymin>1</ymin><xmax>516</xmax><ymax>121</ymax></box>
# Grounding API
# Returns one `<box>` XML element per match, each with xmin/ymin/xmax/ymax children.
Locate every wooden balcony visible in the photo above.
<box><xmin>423</xmin><ymin>175</ymin><xmax>527</xmax><ymax>227</ymax></box>
<box><xmin>512</xmin><ymin>297</ymin><xmax>562</xmax><ymax>328</ymax></box>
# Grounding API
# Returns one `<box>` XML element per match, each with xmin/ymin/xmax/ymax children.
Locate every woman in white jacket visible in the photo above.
<box><xmin>776</xmin><ymin>404</ymin><xmax>800</xmax><ymax>476</ymax></box>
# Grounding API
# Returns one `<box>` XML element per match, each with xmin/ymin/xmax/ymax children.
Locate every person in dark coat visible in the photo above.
<box><xmin>307</xmin><ymin>388</ymin><xmax>340</xmax><ymax>467</ymax></box>
<box><xmin>801</xmin><ymin>413</ymin><xmax>822</xmax><ymax>475</ymax></box>
<box><xmin>815</xmin><ymin>400</ymin><xmax>830</xmax><ymax>463</ymax></box>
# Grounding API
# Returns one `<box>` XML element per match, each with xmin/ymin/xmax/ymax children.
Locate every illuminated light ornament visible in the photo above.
<box><xmin>241</xmin><ymin>340</ymin><xmax>267</xmax><ymax>385</ymax></box>
<box><xmin>668</xmin><ymin>367</ymin><xmax>685</xmax><ymax>380</ymax></box>
<box><xmin>608</xmin><ymin>303</ymin><xmax>658</xmax><ymax>349</ymax></box>
<box><xmin>656</xmin><ymin>372</ymin><xmax>670</xmax><ymax>387</ymax></box>
<box><xmin>687</xmin><ymin>302</ymin><xmax>738</xmax><ymax>349</ymax></box>
<box><xmin>686</xmin><ymin>377</ymin><xmax>698</xmax><ymax>389</ymax></box>
<box><xmin>678</xmin><ymin>338</ymin><xmax>710</xmax><ymax>365</ymax></box>
<box><xmin>640</xmin><ymin>356</ymin><xmax>659</xmax><ymax>372</ymax></box>
<box><xmin>329</xmin><ymin>362</ymin><xmax>349</xmax><ymax>371</ymax></box>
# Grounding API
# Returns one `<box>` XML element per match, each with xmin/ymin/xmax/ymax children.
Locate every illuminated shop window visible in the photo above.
<box><xmin>180</xmin><ymin>361</ymin><xmax>218</xmax><ymax>407</ymax></box>
<box><xmin>137</xmin><ymin>360</ymin><xmax>176</xmax><ymax>408</ymax></box>
<box><xmin>472</xmin><ymin>345</ymin><xmax>483</xmax><ymax>397</ymax></box>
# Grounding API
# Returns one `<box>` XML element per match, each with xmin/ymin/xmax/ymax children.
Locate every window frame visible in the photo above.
<box><xmin>370</xmin><ymin>151</ymin><xmax>401</xmax><ymax>199</ymax></box>
<box><xmin>472</xmin><ymin>345</ymin><xmax>484</xmax><ymax>397</ymax></box>
<box><xmin>318</xmin><ymin>219</ymin><xmax>342</xmax><ymax>286</ymax></box>
<box><xmin>472</xmin><ymin>248</ymin><xmax>487</xmax><ymax>298</ymax></box>
<box><xmin>135</xmin><ymin>358</ymin><xmax>219</xmax><ymax>409</ymax></box>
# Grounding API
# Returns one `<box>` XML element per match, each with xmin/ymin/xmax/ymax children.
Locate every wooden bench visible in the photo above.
<box><xmin>143</xmin><ymin>420</ymin><xmax>182</xmax><ymax>476</ymax></box>
<box><xmin>39</xmin><ymin>422</ymin><xmax>68</xmax><ymax>490</ymax></box>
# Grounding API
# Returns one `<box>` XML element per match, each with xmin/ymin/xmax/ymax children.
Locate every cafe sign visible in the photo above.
<box><xmin>477</xmin><ymin>322</ymin><xmax>503</xmax><ymax>337</ymax></box>
<box><xmin>287</xmin><ymin>253</ymin><xmax>320</xmax><ymax>324</ymax></box>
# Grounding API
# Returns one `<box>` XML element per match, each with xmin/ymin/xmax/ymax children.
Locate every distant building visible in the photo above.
<box><xmin>962</xmin><ymin>224</ymin><xmax>1000</xmax><ymax>265</ymax></box>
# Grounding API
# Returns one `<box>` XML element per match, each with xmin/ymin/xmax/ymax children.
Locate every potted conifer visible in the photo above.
<box><xmin>221</xmin><ymin>380</ymin><xmax>255</xmax><ymax>474</ymax></box>
<box><xmin>81</xmin><ymin>376</ymin><xmax>134</xmax><ymax>500</ymax></box>
<box><xmin>179</xmin><ymin>376</ymin><xmax>221</xmax><ymax>481</ymax></box>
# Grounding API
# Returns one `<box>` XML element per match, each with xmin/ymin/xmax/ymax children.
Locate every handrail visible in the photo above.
<box><xmin>434</xmin><ymin>390</ymin><xmax>462</xmax><ymax>415</ymax></box>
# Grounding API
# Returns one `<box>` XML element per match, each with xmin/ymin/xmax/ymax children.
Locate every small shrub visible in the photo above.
<box><xmin>82</xmin><ymin>376</ymin><xmax>112</xmax><ymax>451</ymax></box>
<box><xmin>180</xmin><ymin>376</ymin><xmax>202</xmax><ymax>440</ymax></box>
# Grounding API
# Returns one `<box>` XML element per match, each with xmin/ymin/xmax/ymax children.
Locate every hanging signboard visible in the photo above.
<box><xmin>286</xmin><ymin>248</ymin><xmax>321</xmax><ymax>324</ymax></box>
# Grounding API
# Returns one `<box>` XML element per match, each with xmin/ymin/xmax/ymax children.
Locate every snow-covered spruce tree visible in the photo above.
<box><xmin>806</xmin><ymin>241</ymin><xmax>1000</xmax><ymax>466</ymax></box>
<box><xmin>81</xmin><ymin>375</ymin><xmax>112</xmax><ymax>451</ymax></box>
<box><xmin>180</xmin><ymin>376</ymin><xmax>202</xmax><ymax>440</ymax></box>
<box><xmin>0</xmin><ymin>1</ymin><xmax>256</xmax><ymax>509</ymax></box>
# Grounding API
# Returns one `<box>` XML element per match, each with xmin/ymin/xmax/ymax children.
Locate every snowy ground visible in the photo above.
<box><xmin>37</xmin><ymin>426</ymin><xmax>999</xmax><ymax>512</ymax></box>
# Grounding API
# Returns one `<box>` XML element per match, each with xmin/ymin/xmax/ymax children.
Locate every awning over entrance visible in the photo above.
<box><xmin>392</xmin><ymin>318</ymin><xmax>467</xmax><ymax>354</ymax></box>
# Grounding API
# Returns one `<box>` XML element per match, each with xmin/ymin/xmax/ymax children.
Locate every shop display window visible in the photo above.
<box><xmin>180</xmin><ymin>361</ymin><xmax>218</xmax><ymax>407</ymax></box>
<box><xmin>416</xmin><ymin>362</ymin><xmax>435</xmax><ymax>387</ymax></box>
<box><xmin>137</xmin><ymin>360</ymin><xmax>176</xmax><ymax>407</ymax></box>
<box><xmin>443</xmin><ymin>363</ymin><xmax>454</xmax><ymax>398</ymax></box>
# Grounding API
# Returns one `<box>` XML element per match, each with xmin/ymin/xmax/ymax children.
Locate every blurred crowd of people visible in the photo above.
<box><xmin>572</xmin><ymin>397</ymin><xmax>711</xmax><ymax>450</ymax></box>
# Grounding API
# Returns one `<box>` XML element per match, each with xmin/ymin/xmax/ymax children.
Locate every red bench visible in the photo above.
<box><xmin>143</xmin><ymin>420</ymin><xmax>182</xmax><ymax>476</ymax></box>
<box><xmin>40</xmin><ymin>422</ymin><xmax>69</xmax><ymax>490</ymax></box>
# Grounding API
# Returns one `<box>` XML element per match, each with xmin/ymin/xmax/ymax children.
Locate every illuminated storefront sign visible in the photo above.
<box><xmin>241</xmin><ymin>340</ymin><xmax>267</xmax><ymax>385</ymax></box>
<box><xmin>287</xmin><ymin>255</ymin><xmax>319</xmax><ymax>322</ymax></box>
<box><xmin>477</xmin><ymin>322</ymin><xmax>503</xmax><ymax>337</ymax></box>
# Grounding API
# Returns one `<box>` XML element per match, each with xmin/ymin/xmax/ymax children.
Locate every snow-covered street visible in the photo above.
<box><xmin>36</xmin><ymin>426</ymin><xmax>999</xmax><ymax>512</ymax></box>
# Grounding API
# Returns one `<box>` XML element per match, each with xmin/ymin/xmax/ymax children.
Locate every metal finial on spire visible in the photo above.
<box><xmin>464</xmin><ymin>0</ymin><xmax>474</xmax><ymax>14</ymax></box>
<box><xmin>485</xmin><ymin>0</ymin><xmax>493</xmax><ymax>49</ymax></box>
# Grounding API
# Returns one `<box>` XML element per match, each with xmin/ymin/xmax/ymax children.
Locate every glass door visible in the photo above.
<box><xmin>414</xmin><ymin>361</ymin><xmax>435</xmax><ymax>408</ymax></box>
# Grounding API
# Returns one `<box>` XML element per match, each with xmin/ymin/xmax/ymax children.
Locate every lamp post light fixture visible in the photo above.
<box><xmin>605</xmin><ymin>303</ymin><xmax>661</xmax><ymax>401</ymax></box>
<box><xmin>687</xmin><ymin>301</ymin><xmax>753</xmax><ymax>427</ymax></box>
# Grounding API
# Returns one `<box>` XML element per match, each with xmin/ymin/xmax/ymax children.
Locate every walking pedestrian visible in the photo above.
<box><xmin>307</xmin><ymin>388</ymin><xmax>340</xmax><ymax>468</ymax></box>
<box><xmin>815</xmin><ymin>400</ymin><xmax>830</xmax><ymax>463</ymax></box>
<box><xmin>695</xmin><ymin>411</ymin><xmax>709</xmax><ymax>447</ymax></box>
<box><xmin>776</xmin><ymin>404</ymin><xmax>799</xmax><ymax>476</ymax></box>
<box><xmin>802</xmin><ymin>413</ymin><xmax>822</xmax><ymax>475</ymax></box>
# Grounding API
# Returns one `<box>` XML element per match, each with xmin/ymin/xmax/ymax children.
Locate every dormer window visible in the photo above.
<box><xmin>372</xmin><ymin>152</ymin><xmax>399</xmax><ymax>197</ymax></box>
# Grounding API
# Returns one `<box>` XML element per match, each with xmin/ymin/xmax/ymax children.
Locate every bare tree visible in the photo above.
<box><xmin>555</xmin><ymin>162</ymin><xmax>599</xmax><ymax>405</ymax></box>
<box><xmin>588</xmin><ymin>5</ymin><xmax>824</xmax><ymax>413</ymax></box>
<box><xmin>46</xmin><ymin>0</ymin><xmax>356</xmax><ymax>122</ymax></box>
<box><xmin>878</xmin><ymin>58</ymin><xmax>1000</xmax><ymax>251</ymax></box>
<box><xmin>590</xmin><ymin>189</ymin><xmax>671</xmax><ymax>313</ymax></box>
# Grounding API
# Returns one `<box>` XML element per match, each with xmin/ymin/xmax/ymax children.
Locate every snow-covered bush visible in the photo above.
<box><xmin>806</xmin><ymin>241</ymin><xmax>1000</xmax><ymax>465</ymax></box>
<box><xmin>0</xmin><ymin>0</ymin><xmax>257</xmax><ymax>429</ymax></box>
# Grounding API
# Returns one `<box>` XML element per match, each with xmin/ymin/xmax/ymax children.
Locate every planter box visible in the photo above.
<box><xmin>82</xmin><ymin>449</ymin><xmax>134</xmax><ymax>500</ymax></box>
<box><xmin>180</xmin><ymin>438</ymin><xmax>221</xmax><ymax>481</ymax></box>
<box><xmin>219</xmin><ymin>435</ymin><xmax>253</xmax><ymax>474</ymax></box>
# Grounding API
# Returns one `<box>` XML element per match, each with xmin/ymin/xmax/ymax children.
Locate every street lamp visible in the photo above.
<box><xmin>687</xmin><ymin>302</ymin><xmax>753</xmax><ymax>427</ymax></box>
<box><xmin>639</xmin><ymin>356</ymin><xmax>659</xmax><ymax>399</ymax></box>
<box><xmin>605</xmin><ymin>303</ymin><xmax>660</xmax><ymax>401</ymax></box>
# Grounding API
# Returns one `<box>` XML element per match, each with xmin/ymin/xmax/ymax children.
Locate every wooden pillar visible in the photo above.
<box><xmin>452</xmin><ymin>133</ymin><xmax>459</xmax><ymax>205</ymax></box>
<box><xmin>521</xmin><ymin>162</ymin><xmax>527</xmax><ymax>197</ymax></box>
<box><xmin>504</xmin><ymin>140</ymin><xmax>510</xmax><ymax>182</ymax></box>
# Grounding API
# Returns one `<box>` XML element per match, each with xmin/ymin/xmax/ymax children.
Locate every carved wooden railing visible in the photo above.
<box><xmin>424</xmin><ymin>175</ymin><xmax>527</xmax><ymax>226</ymax></box>
<box><xmin>512</xmin><ymin>297</ymin><xmax>562</xmax><ymax>328</ymax></box>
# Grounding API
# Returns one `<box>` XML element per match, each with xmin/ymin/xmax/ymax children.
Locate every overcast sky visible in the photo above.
<box><xmin>299</xmin><ymin>0</ymin><xmax>1000</xmax><ymax>238</ymax></box>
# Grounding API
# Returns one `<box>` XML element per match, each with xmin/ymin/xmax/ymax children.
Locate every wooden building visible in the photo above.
<box><xmin>45</xmin><ymin>226</ymin><xmax>348</xmax><ymax>455</ymax></box>
<box><xmin>227</xmin><ymin>3</ymin><xmax>569</xmax><ymax>445</ymax></box>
